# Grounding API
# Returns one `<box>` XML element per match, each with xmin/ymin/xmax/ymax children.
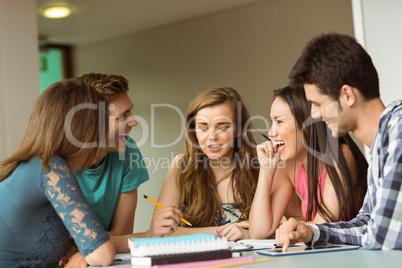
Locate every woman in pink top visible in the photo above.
<box><xmin>249</xmin><ymin>86</ymin><xmax>367</xmax><ymax>239</ymax></box>
<box><xmin>295</xmin><ymin>164</ymin><xmax>326</xmax><ymax>220</ymax></box>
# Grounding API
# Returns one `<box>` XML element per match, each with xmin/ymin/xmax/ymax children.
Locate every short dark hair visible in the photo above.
<box><xmin>78</xmin><ymin>73</ymin><xmax>129</xmax><ymax>102</ymax></box>
<box><xmin>289</xmin><ymin>33</ymin><xmax>380</xmax><ymax>100</ymax></box>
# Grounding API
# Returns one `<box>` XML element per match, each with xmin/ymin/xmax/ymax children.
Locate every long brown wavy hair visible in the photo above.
<box><xmin>0</xmin><ymin>78</ymin><xmax>108</xmax><ymax>182</ymax></box>
<box><xmin>274</xmin><ymin>86</ymin><xmax>368</xmax><ymax>221</ymax></box>
<box><xmin>177</xmin><ymin>87</ymin><xmax>259</xmax><ymax>227</ymax></box>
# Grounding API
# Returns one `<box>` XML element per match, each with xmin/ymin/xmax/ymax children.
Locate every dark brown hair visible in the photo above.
<box><xmin>289</xmin><ymin>33</ymin><xmax>379</xmax><ymax>101</ymax></box>
<box><xmin>78</xmin><ymin>73</ymin><xmax>129</xmax><ymax>102</ymax></box>
<box><xmin>0</xmin><ymin>79</ymin><xmax>108</xmax><ymax>181</ymax></box>
<box><xmin>274</xmin><ymin>86</ymin><xmax>368</xmax><ymax>221</ymax></box>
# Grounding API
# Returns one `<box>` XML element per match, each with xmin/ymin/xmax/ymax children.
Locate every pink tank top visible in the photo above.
<box><xmin>294</xmin><ymin>164</ymin><xmax>326</xmax><ymax>220</ymax></box>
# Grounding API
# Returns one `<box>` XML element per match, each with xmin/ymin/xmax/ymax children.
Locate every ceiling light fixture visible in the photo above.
<box><xmin>43</xmin><ymin>6</ymin><xmax>71</xmax><ymax>19</ymax></box>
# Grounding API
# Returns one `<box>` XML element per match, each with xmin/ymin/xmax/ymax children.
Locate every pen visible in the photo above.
<box><xmin>261</xmin><ymin>133</ymin><xmax>271</xmax><ymax>141</ymax></box>
<box><xmin>143</xmin><ymin>195</ymin><xmax>192</xmax><ymax>226</ymax></box>
<box><xmin>238</xmin><ymin>242</ymin><xmax>254</xmax><ymax>249</ymax></box>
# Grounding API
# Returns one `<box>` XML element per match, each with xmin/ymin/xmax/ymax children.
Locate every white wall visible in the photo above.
<box><xmin>0</xmin><ymin>0</ymin><xmax>39</xmax><ymax>159</ymax></box>
<box><xmin>74</xmin><ymin>0</ymin><xmax>355</xmax><ymax>232</ymax></box>
<box><xmin>352</xmin><ymin>0</ymin><xmax>402</xmax><ymax>106</ymax></box>
<box><xmin>352</xmin><ymin>0</ymin><xmax>402</xmax><ymax>157</ymax></box>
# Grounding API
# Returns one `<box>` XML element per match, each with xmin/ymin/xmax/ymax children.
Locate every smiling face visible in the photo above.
<box><xmin>194</xmin><ymin>104</ymin><xmax>237</xmax><ymax>161</ymax></box>
<box><xmin>108</xmin><ymin>93</ymin><xmax>137</xmax><ymax>153</ymax></box>
<box><xmin>304</xmin><ymin>83</ymin><xmax>351</xmax><ymax>138</ymax></box>
<box><xmin>268</xmin><ymin>97</ymin><xmax>306</xmax><ymax>162</ymax></box>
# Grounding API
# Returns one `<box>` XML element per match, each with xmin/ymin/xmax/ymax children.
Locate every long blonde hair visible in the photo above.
<box><xmin>178</xmin><ymin>87</ymin><xmax>259</xmax><ymax>226</ymax></box>
<box><xmin>0</xmin><ymin>78</ymin><xmax>108</xmax><ymax>181</ymax></box>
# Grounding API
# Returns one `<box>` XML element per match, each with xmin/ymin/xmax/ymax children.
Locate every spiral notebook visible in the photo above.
<box><xmin>128</xmin><ymin>233</ymin><xmax>233</xmax><ymax>266</ymax></box>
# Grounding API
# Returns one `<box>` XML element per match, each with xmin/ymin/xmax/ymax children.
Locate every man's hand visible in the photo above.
<box><xmin>216</xmin><ymin>221</ymin><xmax>249</xmax><ymax>241</ymax></box>
<box><xmin>275</xmin><ymin>218</ymin><xmax>314</xmax><ymax>251</ymax></box>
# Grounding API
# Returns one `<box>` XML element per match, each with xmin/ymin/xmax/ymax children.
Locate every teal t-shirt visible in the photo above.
<box><xmin>76</xmin><ymin>137</ymin><xmax>149</xmax><ymax>231</ymax></box>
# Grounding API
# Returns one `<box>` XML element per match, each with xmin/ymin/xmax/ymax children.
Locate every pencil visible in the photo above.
<box><xmin>204</xmin><ymin>258</ymin><xmax>270</xmax><ymax>268</ymax></box>
<box><xmin>261</xmin><ymin>133</ymin><xmax>271</xmax><ymax>141</ymax></box>
<box><xmin>143</xmin><ymin>195</ymin><xmax>192</xmax><ymax>226</ymax></box>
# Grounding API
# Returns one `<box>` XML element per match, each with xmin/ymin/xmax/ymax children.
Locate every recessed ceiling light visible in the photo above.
<box><xmin>43</xmin><ymin>6</ymin><xmax>71</xmax><ymax>19</ymax></box>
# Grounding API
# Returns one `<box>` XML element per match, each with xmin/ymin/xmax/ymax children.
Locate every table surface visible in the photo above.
<box><xmin>92</xmin><ymin>247</ymin><xmax>402</xmax><ymax>268</ymax></box>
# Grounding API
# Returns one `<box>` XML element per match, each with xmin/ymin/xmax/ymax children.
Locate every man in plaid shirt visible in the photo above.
<box><xmin>274</xmin><ymin>33</ymin><xmax>402</xmax><ymax>250</ymax></box>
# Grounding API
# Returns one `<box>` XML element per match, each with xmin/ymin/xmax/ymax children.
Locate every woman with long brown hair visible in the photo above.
<box><xmin>0</xmin><ymin>79</ymin><xmax>115</xmax><ymax>267</ymax></box>
<box><xmin>249</xmin><ymin>86</ymin><xmax>368</xmax><ymax>238</ymax></box>
<box><xmin>152</xmin><ymin>86</ymin><xmax>259</xmax><ymax>241</ymax></box>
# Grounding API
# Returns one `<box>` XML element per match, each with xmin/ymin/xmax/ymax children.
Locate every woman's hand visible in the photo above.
<box><xmin>216</xmin><ymin>221</ymin><xmax>250</xmax><ymax>241</ymax></box>
<box><xmin>59</xmin><ymin>241</ymin><xmax>79</xmax><ymax>267</ymax></box>
<box><xmin>64</xmin><ymin>252</ymin><xmax>87</xmax><ymax>268</ymax></box>
<box><xmin>147</xmin><ymin>206</ymin><xmax>182</xmax><ymax>237</ymax></box>
<box><xmin>256</xmin><ymin>141</ymin><xmax>281</xmax><ymax>170</ymax></box>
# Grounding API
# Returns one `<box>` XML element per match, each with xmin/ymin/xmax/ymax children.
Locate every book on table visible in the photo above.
<box><xmin>128</xmin><ymin>233</ymin><xmax>234</xmax><ymax>266</ymax></box>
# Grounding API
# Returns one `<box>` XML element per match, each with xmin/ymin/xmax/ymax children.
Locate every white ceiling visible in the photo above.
<box><xmin>37</xmin><ymin>0</ymin><xmax>263</xmax><ymax>46</ymax></box>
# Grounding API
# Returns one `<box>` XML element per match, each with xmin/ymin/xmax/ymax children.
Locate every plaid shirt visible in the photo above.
<box><xmin>310</xmin><ymin>100</ymin><xmax>402</xmax><ymax>249</ymax></box>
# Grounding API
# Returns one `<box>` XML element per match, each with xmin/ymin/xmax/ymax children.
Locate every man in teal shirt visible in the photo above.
<box><xmin>77</xmin><ymin>136</ymin><xmax>148</xmax><ymax>232</ymax></box>
<box><xmin>59</xmin><ymin>73</ymin><xmax>183</xmax><ymax>266</ymax></box>
<box><xmin>77</xmin><ymin>73</ymin><xmax>149</xmax><ymax>236</ymax></box>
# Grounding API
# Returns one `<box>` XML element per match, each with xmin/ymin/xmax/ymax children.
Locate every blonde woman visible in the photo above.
<box><xmin>152</xmin><ymin>87</ymin><xmax>259</xmax><ymax>241</ymax></box>
<box><xmin>0</xmin><ymin>79</ymin><xmax>115</xmax><ymax>267</ymax></box>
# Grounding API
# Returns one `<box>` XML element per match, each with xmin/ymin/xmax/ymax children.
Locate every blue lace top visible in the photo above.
<box><xmin>0</xmin><ymin>156</ymin><xmax>110</xmax><ymax>268</ymax></box>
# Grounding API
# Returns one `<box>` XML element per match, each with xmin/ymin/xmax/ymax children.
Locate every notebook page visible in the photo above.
<box><xmin>228</xmin><ymin>239</ymin><xmax>277</xmax><ymax>251</ymax></box>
